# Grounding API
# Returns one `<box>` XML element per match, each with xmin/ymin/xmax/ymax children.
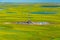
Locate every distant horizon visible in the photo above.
<box><xmin>0</xmin><ymin>2</ymin><xmax>59</xmax><ymax>3</ymax></box>
<box><xmin>0</xmin><ymin>0</ymin><xmax>60</xmax><ymax>3</ymax></box>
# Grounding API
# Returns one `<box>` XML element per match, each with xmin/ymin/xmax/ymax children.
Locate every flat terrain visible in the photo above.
<box><xmin>0</xmin><ymin>3</ymin><xmax>60</xmax><ymax>40</ymax></box>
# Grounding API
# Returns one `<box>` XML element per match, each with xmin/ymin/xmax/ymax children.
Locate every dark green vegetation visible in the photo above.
<box><xmin>41</xmin><ymin>5</ymin><xmax>60</xmax><ymax>8</ymax></box>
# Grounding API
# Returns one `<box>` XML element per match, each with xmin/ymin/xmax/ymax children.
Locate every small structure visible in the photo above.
<box><xmin>3</xmin><ymin>21</ymin><xmax>50</xmax><ymax>25</ymax></box>
<box><xmin>32</xmin><ymin>22</ymin><xmax>50</xmax><ymax>25</ymax></box>
<box><xmin>26</xmin><ymin>20</ymin><xmax>32</xmax><ymax>24</ymax></box>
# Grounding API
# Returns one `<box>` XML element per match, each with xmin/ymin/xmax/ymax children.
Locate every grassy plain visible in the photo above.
<box><xmin>0</xmin><ymin>3</ymin><xmax>60</xmax><ymax>40</ymax></box>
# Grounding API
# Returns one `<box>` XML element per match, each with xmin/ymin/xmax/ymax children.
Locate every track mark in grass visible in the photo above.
<box><xmin>2</xmin><ymin>34</ymin><xmax>18</xmax><ymax>40</ymax></box>
<box><xmin>0</xmin><ymin>32</ymin><xmax>16</xmax><ymax>34</ymax></box>
<box><xmin>52</xmin><ymin>38</ymin><xmax>60</xmax><ymax>40</ymax></box>
<box><xmin>0</xmin><ymin>25</ymin><xmax>13</xmax><ymax>30</ymax></box>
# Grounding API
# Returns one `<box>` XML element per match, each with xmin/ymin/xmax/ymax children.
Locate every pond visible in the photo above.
<box><xmin>6</xmin><ymin>12</ymin><xmax>16</xmax><ymax>14</ymax></box>
<box><xmin>0</xmin><ymin>8</ymin><xmax>4</xmax><ymax>11</ymax></box>
<box><xmin>31</xmin><ymin>12</ymin><xmax>56</xmax><ymax>14</ymax></box>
